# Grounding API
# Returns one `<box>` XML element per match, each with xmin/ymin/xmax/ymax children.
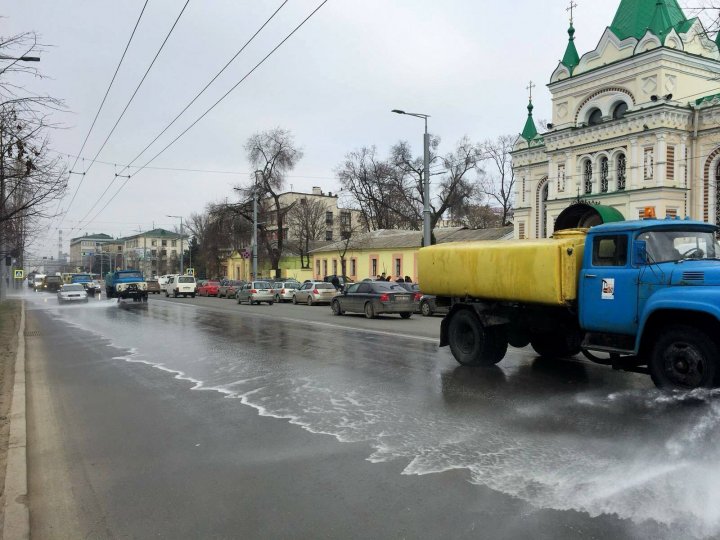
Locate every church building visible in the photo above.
<box><xmin>512</xmin><ymin>0</ymin><xmax>720</xmax><ymax>239</ymax></box>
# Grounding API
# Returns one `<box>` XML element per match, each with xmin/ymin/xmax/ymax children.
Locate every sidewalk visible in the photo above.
<box><xmin>0</xmin><ymin>300</ymin><xmax>27</xmax><ymax>539</ymax></box>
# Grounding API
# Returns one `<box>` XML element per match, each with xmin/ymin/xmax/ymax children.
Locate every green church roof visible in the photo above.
<box><xmin>561</xmin><ymin>23</ymin><xmax>580</xmax><ymax>72</ymax></box>
<box><xmin>609</xmin><ymin>0</ymin><xmax>691</xmax><ymax>41</ymax></box>
<box><xmin>520</xmin><ymin>101</ymin><xmax>539</xmax><ymax>141</ymax></box>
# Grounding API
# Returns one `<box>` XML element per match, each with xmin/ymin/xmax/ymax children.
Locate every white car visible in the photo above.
<box><xmin>165</xmin><ymin>274</ymin><xmax>197</xmax><ymax>298</ymax></box>
<box><xmin>158</xmin><ymin>275</ymin><xmax>171</xmax><ymax>289</ymax></box>
<box><xmin>33</xmin><ymin>274</ymin><xmax>46</xmax><ymax>291</ymax></box>
<box><xmin>57</xmin><ymin>284</ymin><xmax>88</xmax><ymax>304</ymax></box>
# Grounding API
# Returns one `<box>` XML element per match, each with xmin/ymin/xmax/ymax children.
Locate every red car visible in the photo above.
<box><xmin>197</xmin><ymin>280</ymin><xmax>221</xmax><ymax>297</ymax></box>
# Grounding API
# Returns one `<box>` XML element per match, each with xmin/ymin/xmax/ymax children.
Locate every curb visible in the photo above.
<box><xmin>2</xmin><ymin>301</ymin><xmax>28</xmax><ymax>540</ymax></box>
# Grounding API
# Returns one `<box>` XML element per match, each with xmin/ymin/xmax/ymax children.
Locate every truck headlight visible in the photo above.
<box><xmin>116</xmin><ymin>284</ymin><xmax>126</xmax><ymax>292</ymax></box>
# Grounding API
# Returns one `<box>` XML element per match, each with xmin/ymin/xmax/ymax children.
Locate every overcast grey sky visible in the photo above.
<box><xmin>3</xmin><ymin>1</ymin><xmax>699</xmax><ymax>256</ymax></box>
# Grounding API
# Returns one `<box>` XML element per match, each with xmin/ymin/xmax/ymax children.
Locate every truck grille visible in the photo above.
<box><xmin>682</xmin><ymin>272</ymin><xmax>705</xmax><ymax>282</ymax></box>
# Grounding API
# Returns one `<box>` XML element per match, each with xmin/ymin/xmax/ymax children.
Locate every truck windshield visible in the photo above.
<box><xmin>120</xmin><ymin>272</ymin><xmax>143</xmax><ymax>279</ymax></box>
<box><xmin>638</xmin><ymin>230</ymin><xmax>720</xmax><ymax>263</ymax></box>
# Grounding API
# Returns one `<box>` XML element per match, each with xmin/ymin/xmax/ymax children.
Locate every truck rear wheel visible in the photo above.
<box><xmin>448</xmin><ymin>309</ymin><xmax>507</xmax><ymax>366</ymax></box>
<box><xmin>530</xmin><ymin>331</ymin><xmax>581</xmax><ymax>358</ymax></box>
<box><xmin>649</xmin><ymin>325</ymin><xmax>718</xmax><ymax>390</ymax></box>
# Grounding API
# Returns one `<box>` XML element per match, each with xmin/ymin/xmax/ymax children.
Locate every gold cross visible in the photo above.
<box><xmin>567</xmin><ymin>1</ymin><xmax>578</xmax><ymax>24</ymax></box>
<box><xmin>527</xmin><ymin>81</ymin><xmax>536</xmax><ymax>102</ymax></box>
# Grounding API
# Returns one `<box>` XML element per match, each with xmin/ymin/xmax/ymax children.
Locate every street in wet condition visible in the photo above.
<box><xmin>19</xmin><ymin>289</ymin><xmax>720</xmax><ymax>539</ymax></box>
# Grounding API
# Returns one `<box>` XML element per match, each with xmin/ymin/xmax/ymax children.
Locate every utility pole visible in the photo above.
<box><xmin>253</xmin><ymin>171</ymin><xmax>260</xmax><ymax>280</ymax></box>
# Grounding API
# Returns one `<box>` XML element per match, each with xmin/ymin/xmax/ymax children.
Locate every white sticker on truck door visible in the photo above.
<box><xmin>602</xmin><ymin>278</ymin><xmax>615</xmax><ymax>300</ymax></box>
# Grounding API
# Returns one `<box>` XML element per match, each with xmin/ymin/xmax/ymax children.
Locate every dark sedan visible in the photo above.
<box><xmin>330</xmin><ymin>281</ymin><xmax>420</xmax><ymax>319</ymax></box>
<box><xmin>418</xmin><ymin>294</ymin><xmax>449</xmax><ymax>317</ymax></box>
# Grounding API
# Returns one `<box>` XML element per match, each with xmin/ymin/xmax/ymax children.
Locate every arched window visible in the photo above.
<box><xmin>588</xmin><ymin>108</ymin><xmax>603</xmax><ymax>126</ymax></box>
<box><xmin>600</xmin><ymin>157</ymin><xmax>609</xmax><ymax>193</ymax></box>
<box><xmin>617</xmin><ymin>154</ymin><xmax>626</xmax><ymax>190</ymax></box>
<box><xmin>613</xmin><ymin>102</ymin><xmax>628</xmax><ymax>120</ymax></box>
<box><xmin>584</xmin><ymin>160</ymin><xmax>593</xmax><ymax>194</ymax></box>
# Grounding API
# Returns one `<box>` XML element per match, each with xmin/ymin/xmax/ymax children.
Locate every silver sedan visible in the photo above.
<box><xmin>57</xmin><ymin>284</ymin><xmax>89</xmax><ymax>304</ymax></box>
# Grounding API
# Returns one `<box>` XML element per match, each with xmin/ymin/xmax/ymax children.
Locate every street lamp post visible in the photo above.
<box><xmin>252</xmin><ymin>171</ymin><xmax>261</xmax><ymax>280</ymax></box>
<box><xmin>391</xmin><ymin>109</ymin><xmax>432</xmax><ymax>247</ymax></box>
<box><xmin>167</xmin><ymin>215</ymin><xmax>184</xmax><ymax>275</ymax></box>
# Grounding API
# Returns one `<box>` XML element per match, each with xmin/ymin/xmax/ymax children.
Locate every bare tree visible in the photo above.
<box><xmin>287</xmin><ymin>197</ymin><xmax>326</xmax><ymax>269</ymax></box>
<box><xmin>336</xmin><ymin>146</ymin><xmax>398</xmax><ymax>230</ymax></box>
<box><xmin>238</xmin><ymin>128</ymin><xmax>303</xmax><ymax>278</ymax></box>
<box><xmin>478</xmin><ymin>135</ymin><xmax>515</xmax><ymax>226</ymax></box>
<box><xmin>1</xmin><ymin>31</ymin><xmax>67</xmax><ymax>298</ymax></box>
<box><xmin>338</xmin><ymin>137</ymin><xmax>481</xmax><ymax>241</ymax></box>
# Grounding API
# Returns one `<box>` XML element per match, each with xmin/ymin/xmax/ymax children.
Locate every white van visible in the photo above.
<box><xmin>164</xmin><ymin>274</ymin><xmax>196</xmax><ymax>298</ymax></box>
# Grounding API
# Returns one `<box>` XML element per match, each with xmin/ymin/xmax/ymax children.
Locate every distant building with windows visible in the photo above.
<box><xmin>69</xmin><ymin>233</ymin><xmax>114</xmax><ymax>269</ymax></box>
<box><xmin>264</xmin><ymin>187</ymin><xmax>362</xmax><ymax>243</ymax></box>
<box><xmin>513</xmin><ymin>0</ymin><xmax>720</xmax><ymax>239</ymax></box>
<box><xmin>120</xmin><ymin>228</ymin><xmax>187</xmax><ymax>277</ymax></box>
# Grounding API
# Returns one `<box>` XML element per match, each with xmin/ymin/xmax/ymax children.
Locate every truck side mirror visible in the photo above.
<box><xmin>634</xmin><ymin>240</ymin><xmax>648</xmax><ymax>265</ymax></box>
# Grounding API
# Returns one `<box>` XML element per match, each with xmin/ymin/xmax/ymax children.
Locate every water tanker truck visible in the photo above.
<box><xmin>105</xmin><ymin>269</ymin><xmax>148</xmax><ymax>302</ymax></box>
<box><xmin>418</xmin><ymin>204</ymin><xmax>720</xmax><ymax>390</ymax></box>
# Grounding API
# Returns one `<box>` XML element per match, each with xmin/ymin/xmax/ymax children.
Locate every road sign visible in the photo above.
<box><xmin>241</xmin><ymin>250</ymin><xmax>250</xmax><ymax>259</ymax></box>
<box><xmin>14</xmin><ymin>270</ymin><xmax>24</xmax><ymax>279</ymax></box>
<box><xmin>186</xmin><ymin>268</ymin><xmax>195</xmax><ymax>276</ymax></box>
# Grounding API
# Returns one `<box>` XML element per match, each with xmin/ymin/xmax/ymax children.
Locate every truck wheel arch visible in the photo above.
<box><xmin>441</xmin><ymin>303</ymin><xmax>510</xmax><ymax>348</ymax></box>
<box><xmin>639</xmin><ymin>309</ymin><xmax>720</xmax><ymax>362</ymax></box>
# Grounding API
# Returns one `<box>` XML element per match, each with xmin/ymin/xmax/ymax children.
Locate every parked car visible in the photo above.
<box><xmin>292</xmin><ymin>281</ymin><xmax>337</xmax><ymax>306</ymax></box>
<box><xmin>323</xmin><ymin>275</ymin><xmax>354</xmax><ymax>289</ymax></box>
<box><xmin>236</xmin><ymin>281</ymin><xmax>274</xmax><ymax>305</ymax></box>
<box><xmin>146</xmin><ymin>279</ymin><xmax>162</xmax><ymax>294</ymax></box>
<box><xmin>57</xmin><ymin>283</ymin><xmax>88</xmax><ymax>304</ymax></box>
<box><xmin>198</xmin><ymin>280</ymin><xmax>221</xmax><ymax>297</ymax></box>
<box><xmin>418</xmin><ymin>294</ymin><xmax>448</xmax><ymax>317</ymax></box>
<box><xmin>272</xmin><ymin>281</ymin><xmax>301</xmax><ymax>303</ymax></box>
<box><xmin>165</xmin><ymin>274</ymin><xmax>197</xmax><ymax>298</ymax></box>
<box><xmin>331</xmin><ymin>281</ymin><xmax>420</xmax><ymax>319</ymax></box>
<box><xmin>218</xmin><ymin>280</ymin><xmax>244</xmax><ymax>299</ymax></box>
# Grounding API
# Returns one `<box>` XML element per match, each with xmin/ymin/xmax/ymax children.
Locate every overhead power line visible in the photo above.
<box><xmin>72</xmin><ymin>0</ymin><xmax>290</xmax><ymax>228</ymax></box>
<box><xmin>46</xmin><ymin>1</ymin><xmax>149</xmax><ymax>234</ymax></box>
<box><xmin>61</xmin><ymin>0</ymin><xmax>191</xmax><ymax>225</ymax></box>
<box><xmin>78</xmin><ymin>0</ymin><xmax>331</xmax><ymax>233</ymax></box>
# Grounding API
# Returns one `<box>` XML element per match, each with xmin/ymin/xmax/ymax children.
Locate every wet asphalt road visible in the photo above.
<box><xmin>17</xmin><ymin>289</ymin><xmax>720</xmax><ymax>539</ymax></box>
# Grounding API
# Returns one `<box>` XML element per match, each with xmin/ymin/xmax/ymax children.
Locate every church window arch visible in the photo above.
<box><xmin>600</xmin><ymin>157</ymin><xmax>609</xmax><ymax>193</ymax></box>
<box><xmin>536</xmin><ymin>177</ymin><xmax>549</xmax><ymax>239</ymax></box>
<box><xmin>612</xmin><ymin>102</ymin><xmax>628</xmax><ymax>120</ymax></box>
<box><xmin>616</xmin><ymin>153</ymin><xmax>626</xmax><ymax>191</ymax></box>
<box><xmin>588</xmin><ymin>108</ymin><xmax>603</xmax><ymax>126</ymax></box>
<box><xmin>574</xmin><ymin>87</ymin><xmax>636</xmax><ymax>124</ymax></box>
<box><xmin>583</xmin><ymin>160</ymin><xmax>593</xmax><ymax>194</ymax></box>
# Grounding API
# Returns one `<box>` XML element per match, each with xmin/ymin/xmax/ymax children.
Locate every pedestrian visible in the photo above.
<box><xmin>386</xmin><ymin>275</ymin><xmax>392</xmax><ymax>281</ymax></box>
<box><xmin>376</xmin><ymin>275</ymin><xmax>382</xmax><ymax>280</ymax></box>
<box><xmin>395</xmin><ymin>276</ymin><xmax>404</xmax><ymax>283</ymax></box>
<box><xmin>380</xmin><ymin>272</ymin><xmax>386</xmax><ymax>281</ymax></box>
<box><xmin>331</xmin><ymin>275</ymin><xmax>340</xmax><ymax>290</ymax></box>
<box><xmin>404</xmin><ymin>276</ymin><xmax>412</xmax><ymax>283</ymax></box>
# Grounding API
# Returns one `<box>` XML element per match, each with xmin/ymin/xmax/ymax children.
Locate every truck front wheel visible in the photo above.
<box><xmin>649</xmin><ymin>325</ymin><xmax>718</xmax><ymax>390</ymax></box>
<box><xmin>448</xmin><ymin>309</ymin><xmax>507</xmax><ymax>366</ymax></box>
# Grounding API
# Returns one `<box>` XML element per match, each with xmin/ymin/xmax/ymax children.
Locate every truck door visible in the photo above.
<box><xmin>579</xmin><ymin>234</ymin><xmax>639</xmax><ymax>335</ymax></box>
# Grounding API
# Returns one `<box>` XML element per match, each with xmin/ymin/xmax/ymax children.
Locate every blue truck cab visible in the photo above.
<box><xmin>70</xmin><ymin>273</ymin><xmax>99</xmax><ymax>296</ymax></box>
<box><xmin>578</xmin><ymin>218</ymin><xmax>720</xmax><ymax>388</ymax></box>
<box><xmin>105</xmin><ymin>270</ymin><xmax>148</xmax><ymax>302</ymax></box>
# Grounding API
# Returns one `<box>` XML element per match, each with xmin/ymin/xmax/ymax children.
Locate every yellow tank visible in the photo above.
<box><xmin>418</xmin><ymin>230</ymin><xmax>587</xmax><ymax>307</ymax></box>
